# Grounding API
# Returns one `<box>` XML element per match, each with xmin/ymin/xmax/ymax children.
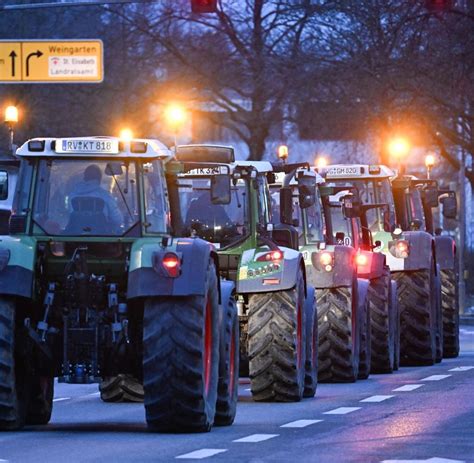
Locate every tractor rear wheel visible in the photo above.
<box><xmin>214</xmin><ymin>293</ymin><xmax>239</xmax><ymax>426</ymax></box>
<box><xmin>357</xmin><ymin>295</ymin><xmax>371</xmax><ymax>380</ymax></box>
<box><xmin>99</xmin><ymin>375</ymin><xmax>144</xmax><ymax>403</ymax></box>
<box><xmin>0</xmin><ymin>297</ymin><xmax>30</xmax><ymax>431</ymax></box>
<box><xmin>143</xmin><ymin>261</ymin><xmax>219</xmax><ymax>432</ymax></box>
<box><xmin>317</xmin><ymin>284</ymin><xmax>360</xmax><ymax>383</ymax></box>
<box><xmin>394</xmin><ymin>266</ymin><xmax>436</xmax><ymax>366</ymax></box>
<box><xmin>248</xmin><ymin>270</ymin><xmax>306</xmax><ymax>402</ymax></box>
<box><xmin>441</xmin><ymin>269</ymin><xmax>460</xmax><ymax>358</ymax></box>
<box><xmin>303</xmin><ymin>287</ymin><xmax>318</xmax><ymax>398</ymax></box>
<box><xmin>368</xmin><ymin>267</ymin><xmax>395</xmax><ymax>374</ymax></box>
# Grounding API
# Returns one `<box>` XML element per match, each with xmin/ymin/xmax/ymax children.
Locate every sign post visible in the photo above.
<box><xmin>0</xmin><ymin>40</ymin><xmax>103</xmax><ymax>83</ymax></box>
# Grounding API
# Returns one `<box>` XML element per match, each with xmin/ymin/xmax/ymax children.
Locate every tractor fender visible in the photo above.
<box><xmin>310</xmin><ymin>245</ymin><xmax>356</xmax><ymax>289</ymax></box>
<box><xmin>127</xmin><ymin>237</ymin><xmax>220</xmax><ymax>299</ymax></box>
<box><xmin>236</xmin><ymin>246</ymin><xmax>304</xmax><ymax>295</ymax></box>
<box><xmin>357</xmin><ymin>250</ymin><xmax>385</xmax><ymax>280</ymax></box>
<box><xmin>434</xmin><ymin>235</ymin><xmax>456</xmax><ymax>271</ymax></box>
<box><xmin>0</xmin><ymin>236</ymin><xmax>35</xmax><ymax>298</ymax></box>
<box><xmin>385</xmin><ymin>231</ymin><xmax>434</xmax><ymax>272</ymax></box>
<box><xmin>357</xmin><ymin>278</ymin><xmax>370</xmax><ymax>314</ymax></box>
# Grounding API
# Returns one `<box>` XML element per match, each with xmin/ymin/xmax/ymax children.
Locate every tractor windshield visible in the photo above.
<box><xmin>331</xmin><ymin>178</ymin><xmax>394</xmax><ymax>232</ymax></box>
<box><xmin>32</xmin><ymin>159</ymin><xmax>143</xmax><ymax>236</ymax></box>
<box><xmin>178</xmin><ymin>176</ymin><xmax>249</xmax><ymax>248</ymax></box>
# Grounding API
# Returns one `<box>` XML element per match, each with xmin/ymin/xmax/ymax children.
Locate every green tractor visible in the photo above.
<box><xmin>0</xmin><ymin>153</ymin><xmax>19</xmax><ymax>235</ymax></box>
<box><xmin>321</xmin><ymin>164</ymin><xmax>441</xmax><ymax>366</ymax></box>
<box><xmin>391</xmin><ymin>175</ymin><xmax>459</xmax><ymax>358</ymax></box>
<box><xmin>0</xmin><ymin>136</ymin><xmax>238</xmax><ymax>432</ymax></box>
<box><xmin>171</xmin><ymin>145</ymin><xmax>318</xmax><ymax>401</ymax></box>
<box><xmin>269</xmin><ymin>165</ymin><xmax>371</xmax><ymax>382</ymax></box>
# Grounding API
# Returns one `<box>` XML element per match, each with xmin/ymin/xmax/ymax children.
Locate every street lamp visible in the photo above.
<box><xmin>119</xmin><ymin>128</ymin><xmax>134</xmax><ymax>142</ymax></box>
<box><xmin>164</xmin><ymin>104</ymin><xmax>187</xmax><ymax>151</ymax></box>
<box><xmin>425</xmin><ymin>153</ymin><xmax>435</xmax><ymax>179</ymax></box>
<box><xmin>387</xmin><ymin>136</ymin><xmax>411</xmax><ymax>175</ymax></box>
<box><xmin>315</xmin><ymin>156</ymin><xmax>328</xmax><ymax>170</ymax></box>
<box><xmin>4</xmin><ymin>105</ymin><xmax>18</xmax><ymax>155</ymax></box>
<box><xmin>277</xmin><ymin>144</ymin><xmax>289</xmax><ymax>163</ymax></box>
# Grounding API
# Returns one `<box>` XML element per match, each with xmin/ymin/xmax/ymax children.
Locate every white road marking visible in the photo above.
<box><xmin>175</xmin><ymin>449</ymin><xmax>228</xmax><ymax>459</ymax></box>
<box><xmin>244</xmin><ymin>388</ymin><xmax>251</xmax><ymax>391</ymax></box>
<box><xmin>323</xmin><ymin>407</ymin><xmax>361</xmax><ymax>415</ymax></box>
<box><xmin>421</xmin><ymin>374</ymin><xmax>451</xmax><ymax>381</ymax></box>
<box><xmin>392</xmin><ymin>384</ymin><xmax>424</xmax><ymax>392</ymax></box>
<box><xmin>233</xmin><ymin>434</ymin><xmax>279</xmax><ymax>443</ymax></box>
<box><xmin>86</xmin><ymin>392</ymin><xmax>101</xmax><ymax>396</ymax></box>
<box><xmin>0</xmin><ymin>459</ymin><xmax>9</xmax><ymax>462</ymax></box>
<box><xmin>360</xmin><ymin>395</ymin><xmax>394</xmax><ymax>403</ymax></box>
<box><xmin>53</xmin><ymin>397</ymin><xmax>70</xmax><ymax>402</ymax></box>
<box><xmin>382</xmin><ymin>458</ymin><xmax>465</xmax><ymax>463</ymax></box>
<box><xmin>280</xmin><ymin>419</ymin><xmax>323</xmax><ymax>428</ymax></box>
<box><xmin>449</xmin><ymin>366</ymin><xmax>474</xmax><ymax>372</ymax></box>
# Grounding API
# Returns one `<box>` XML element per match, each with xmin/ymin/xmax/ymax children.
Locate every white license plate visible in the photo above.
<box><xmin>56</xmin><ymin>139</ymin><xmax>119</xmax><ymax>154</ymax></box>
<box><xmin>326</xmin><ymin>166</ymin><xmax>361</xmax><ymax>177</ymax></box>
<box><xmin>185</xmin><ymin>166</ymin><xmax>226</xmax><ymax>176</ymax></box>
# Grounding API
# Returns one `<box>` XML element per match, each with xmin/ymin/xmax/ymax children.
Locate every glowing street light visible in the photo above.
<box><xmin>425</xmin><ymin>153</ymin><xmax>436</xmax><ymax>179</ymax></box>
<box><xmin>4</xmin><ymin>105</ymin><xmax>19</xmax><ymax>154</ymax></box>
<box><xmin>165</xmin><ymin>104</ymin><xmax>187</xmax><ymax>129</ymax></box>
<box><xmin>119</xmin><ymin>128</ymin><xmax>134</xmax><ymax>142</ymax></box>
<box><xmin>387</xmin><ymin>137</ymin><xmax>411</xmax><ymax>159</ymax></box>
<box><xmin>277</xmin><ymin>144</ymin><xmax>289</xmax><ymax>162</ymax></box>
<box><xmin>315</xmin><ymin>156</ymin><xmax>328</xmax><ymax>170</ymax></box>
<box><xmin>387</xmin><ymin>136</ymin><xmax>411</xmax><ymax>175</ymax></box>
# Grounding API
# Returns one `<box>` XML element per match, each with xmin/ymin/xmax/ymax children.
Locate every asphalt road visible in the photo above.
<box><xmin>1</xmin><ymin>326</ymin><xmax>474</xmax><ymax>463</ymax></box>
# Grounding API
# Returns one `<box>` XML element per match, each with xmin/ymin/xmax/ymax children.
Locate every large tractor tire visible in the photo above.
<box><xmin>99</xmin><ymin>375</ymin><xmax>144</xmax><ymax>403</ymax></box>
<box><xmin>214</xmin><ymin>294</ymin><xmax>239</xmax><ymax>426</ymax></box>
<box><xmin>143</xmin><ymin>261</ymin><xmax>220</xmax><ymax>432</ymax></box>
<box><xmin>357</xmin><ymin>295</ymin><xmax>371</xmax><ymax>380</ymax></box>
<box><xmin>0</xmin><ymin>298</ymin><xmax>30</xmax><ymax>431</ymax></box>
<box><xmin>368</xmin><ymin>267</ymin><xmax>395</xmax><ymax>374</ymax></box>
<box><xmin>248</xmin><ymin>270</ymin><xmax>306</xmax><ymax>402</ymax></box>
<box><xmin>394</xmin><ymin>267</ymin><xmax>436</xmax><ymax>366</ymax></box>
<box><xmin>26</xmin><ymin>374</ymin><xmax>54</xmax><ymax>425</ymax></box>
<box><xmin>391</xmin><ymin>281</ymin><xmax>400</xmax><ymax>371</ymax></box>
<box><xmin>434</xmin><ymin>267</ymin><xmax>443</xmax><ymax>363</ymax></box>
<box><xmin>303</xmin><ymin>287</ymin><xmax>318</xmax><ymax>398</ymax></box>
<box><xmin>440</xmin><ymin>269</ymin><xmax>460</xmax><ymax>358</ymax></box>
<box><xmin>317</xmin><ymin>284</ymin><xmax>360</xmax><ymax>383</ymax></box>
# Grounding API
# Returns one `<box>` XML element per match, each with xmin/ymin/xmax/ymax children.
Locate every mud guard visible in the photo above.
<box><xmin>236</xmin><ymin>247</ymin><xmax>305</xmax><ymax>295</ymax></box>
<box><xmin>357</xmin><ymin>278</ymin><xmax>370</xmax><ymax>314</ymax></box>
<box><xmin>434</xmin><ymin>235</ymin><xmax>456</xmax><ymax>271</ymax></box>
<box><xmin>127</xmin><ymin>237</ymin><xmax>220</xmax><ymax>299</ymax></box>
<box><xmin>311</xmin><ymin>245</ymin><xmax>356</xmax><ymax>289</ymax></box>
<box><xmin>386</xmin><ymin>231</ymin><xmax>434</xmax><ymax>272</ymax></box>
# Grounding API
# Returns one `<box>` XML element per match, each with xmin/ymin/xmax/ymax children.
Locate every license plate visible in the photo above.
<box><xmin>184</xmin><ymin>166</ymin><xmax>226</xmax><ymax>176</ymax></box>
<box><xmin>56</xmin><ymin>139</ymin><xmax>120</xmax><ymax>154</ymax></box>
<box><xmin>326</xmin><ymin>166</ymin><xmax>361</xmax><ymax>177</ymax></box>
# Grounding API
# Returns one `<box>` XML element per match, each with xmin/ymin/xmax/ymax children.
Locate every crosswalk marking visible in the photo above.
<box><xmin>176</xmin><ymin>449</ymin><xmax>227</xmax><ymax>459</ymax></box>
<box><xmin>392</xmin><ymin>384</ymin><xmax>424</xmax><ymax>392</ymax></box>
<box><xmin>360</xmin><ymin>395</ymin><xmax>394</xmax><ymax>403</ymax></box>
<box><xmin>421</xmin><ymin>375</ymin><xmax>451</xmax><ymax>381</ymax></box>
<box><xmin>233</xmin><ymin>434</ymin><xmax>279</xmax><ymax>443</ymax></box>
<box><xmin>280</xmin><ymin>419</ymin><xmax>323</xmax><ymax>428</ymax></box>
<box><xmin>323</xmin><ymin>407</ymin><xmax>361</xmax><ymax>415</ymax></box>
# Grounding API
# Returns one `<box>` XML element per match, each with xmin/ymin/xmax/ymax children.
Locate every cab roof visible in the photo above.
<box><xmin>272</xmin><ymin>168</ymin><xmax>324</xmax><ymax>186</ymax></box>
<box><xmin>317</xmin><ymin>164</ymin><xmax>395</xmax><ymax>180</ymax></box>
<box><xmin>16</xmin><ymin>137</ymin><xmax>172</xmax><ymax>159</ymax></box>
<box><xmin>233</xmin><ymin>160</ymin><xmax>273</xmax><ymax>173</ymax></box>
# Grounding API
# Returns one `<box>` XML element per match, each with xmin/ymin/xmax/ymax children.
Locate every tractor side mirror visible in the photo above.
<box><xmin>105</xmin><ymin>162</ymin><xmax>124</xmax><ymax>176</ymax></box>
<box><xmin>210</xmin><ymin>174</ymin><xmax>231</xmax><ymax>205</ymax></box>
<box><xmin>342</xmin><ymin>196</ymin><xmax>361</xmax><ymax>219</ymax></box>
<box><xmin>424</xmin><ymin>187</ymin><xmax>439</xmax><ymax>208</ymax></box>
<box><xmin>297</xmin><ymin>174</ymin><xmax>316</xmax><ymax>209</ymax></box>
<box><xmin>441</xmin><ymin>193</ymin><xmax>457</xmax><ymax>219</ymax></box>
<box><xmin>0</xmin><ymin>170</ymin><xmax>8</xmax><ymax>201</ymax></box>
<box><xmin>279</xmin><ymin>187</ymin><xmax>294</xmax><ymax>225</ymax></box>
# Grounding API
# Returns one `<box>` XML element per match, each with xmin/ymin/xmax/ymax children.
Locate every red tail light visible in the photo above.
<box><xmin>257</xmin><ymin>250</ymin><xmax>283</xmax><ymax>262</ymax></box>
<box><xmin>356</xmin><ymin>254</ymin><xmax>368</xmax><ymax>266</ymax></box>
<box><xmin>162</xmin><ymin>252</ymin><xmax>181</xmax><ymax>277</ymax></box>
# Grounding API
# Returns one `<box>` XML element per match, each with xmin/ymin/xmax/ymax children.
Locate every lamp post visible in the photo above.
<box><xmin>4</xmin><ymin>106</ymin><xmax>18</xmax><ymax>155</ymax></box>
<box><xmin>387</xmin><ymin>136</ymin><xmax>411</xmax><ymax>175</ymax></box>
<box><xmin>425</xmin><ymin>153</ymin><xmax>435</xmax><ymax>179</ymax></box>
<box><xmin>164</xmin><ymin>104</ymin><xmax>187</xmax><ymax>152</ymax></box>
<box><xmin>277</xmin><ymin>144</ymin><xmax>289</xmax><ymax>164</ymax></box>
<box><xmin>315</xmin><ymin>156</ymin><xmax>328</xmax><ymax>171</ymax></box>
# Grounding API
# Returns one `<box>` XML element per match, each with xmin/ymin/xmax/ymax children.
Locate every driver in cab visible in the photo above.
<box><xmin>69</xmin><ymin>164</ymin><xmax>123</xmax><ymax>228</ymax></box>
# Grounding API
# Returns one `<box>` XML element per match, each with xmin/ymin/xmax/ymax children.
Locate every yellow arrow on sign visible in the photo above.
<box><xmin>0</xmin><ymin>40</ymin><xmax>103</xmax><ymax>83</ymax></box>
